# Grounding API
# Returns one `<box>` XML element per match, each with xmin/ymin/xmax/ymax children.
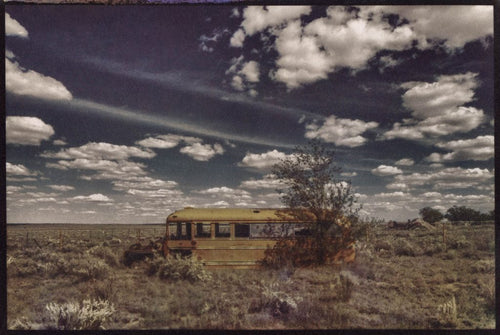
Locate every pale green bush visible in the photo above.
<box><xmin>87</xmin><ymin>245</ymin><xmax>119</xmax><ymax>267</ymax></box>
<box><xmin>393</xmin><ymin>239</ymin><xmax>421</xmax><ymax>256</ymax></box>
<box><xmin>10</xmin><ymin>299</ymin><xmax>115</xmax><ymax>330</ymax></box>
<box><xmin>45</xmin><ymin>298</ymin><xmax>115</xmax><ymax>329</ymax></box>
<box><xmin>8</xmin><ymin>258</ymin><xmax>45</xmax><ymax>277</ymax></box>
<box><xmin>436</xmin><ymin>296</ymin><xmax>458</xmax><ymax>328</ymax></box>
<box><xmin>478</xmin><ymin>275</ymin><xmax>495</xmax><ymax>312</ymax></box>
<box><xmin>72</xmin><ymin>258</ymin><xmax>110</xmax><ymax>281</ymax></box>
<box><xmin>158</xmin><ymin>254</ymin><xmax>212</xmax><ymax>282</ymax></box>
<box><xmin>42</xmin><ymin>255</ymin><xmax>110</xmax><ymax>281</ymax></box>
<box><xmin>261</xmin><ymin>281</ymin><xmax>302</xmax><ymax>316</ymax></box>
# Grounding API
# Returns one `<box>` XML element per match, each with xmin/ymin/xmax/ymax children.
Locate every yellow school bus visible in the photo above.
<box><xmin>163</xmin><ymin>207</ymin><xmax>355</xmax><ymax>268</ymax></box>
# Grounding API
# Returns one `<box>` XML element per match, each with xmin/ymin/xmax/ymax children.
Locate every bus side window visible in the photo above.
<box><xmin>195</xmin><ymin>223</ymin><xmax>211</xmax><ymax>238</ymax></box>
<box><xmin>169</xmin><ymin>223</ymin><xmax>177</xmax><ymax>240</ymax></box>
<box><xmin>294</xmin><ymin>223</ymin><xmax>312</xmax><ymax>236</ymax></box>
<box><xmin>235</xmin><ymin>223</ymin><xmax>250</xmax><ymax>238</ymax></box>
<box><xmin>178</xmin><ymin>222</ymin><xmax>191</xmax><ymax>240</ymax></box>
<box><xmin>215</xmin><ymin>223</ymin><xmax>230</xmax><ymax>238</ymax></box>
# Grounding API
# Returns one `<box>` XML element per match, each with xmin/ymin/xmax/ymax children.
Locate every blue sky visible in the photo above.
<box><xmin>5</xmin><ymin>5</ymin><xmax>494</xmax><ymax>223</ymax></box>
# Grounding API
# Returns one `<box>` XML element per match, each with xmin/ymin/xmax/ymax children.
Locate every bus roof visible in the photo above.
<box><xmin>167</xmin><ymin>207</ymin><xmax>312</xmax><ymax>223</ymax></box>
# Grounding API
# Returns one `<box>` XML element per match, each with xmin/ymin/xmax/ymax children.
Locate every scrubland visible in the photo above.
<box><xmin>6</xmin><ymin>222</ymin><xmax>495</xmax><ymax>329</ymax></box>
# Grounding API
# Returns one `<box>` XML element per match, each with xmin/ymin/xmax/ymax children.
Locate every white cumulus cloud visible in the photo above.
<box><xmin>72</xmin><ymin>193</ymin><xmax>113</xmax><ymax>203</ymax></box>
<box><xmin>305</xmin><ymin>115</ymin><xmax>378</xmax><ymax>147</ymax></box>
<box><xmin>5</xmin><ymin>13</ymin><xmax>28</xmax><ymax>38</ymax></box>
<box><xmin>381</xmin><ymin>6</ymin><xmax>493</xmax><ymax>50</ymax></box>
<box><xmin>226</xmin><ymin>56</ymin><xmax>261</xmax><ymax>95</ymax></box>
<box><xmin>371</xmin><ymin>165</ymin><xmax>403</xmax><ymax>176</ymax></box>
<box><xmin>179</xmin><ymin>142</ymin><xmax>224</xmax><ymax>161</ymax></box>
<box><xmin>42</xmin><ymin>142</ymin><xmax>156</xmax><ymax>161</ymax></box>
<box><xmin>231</xmin><ymin>6</ymin><xmax>311</xmax><ymax>42</ymax></box>
<box><xmin>383</xmin><ymin>73</ymin><xmax>484</xmax><ymax>140</ymax></box>
<box><xmin>6</xmin><ymin>57</ymin><xmax>73</xmax><ymax>101</ymax></box>
<box><xmin>229</xmin><ymin>6</ymin><xmax>492</xmax><ymax>90</ymax></box>
<box><xmin>426</xmin><ymin>135</ymin><xmax>494</xmax><ymax>162</ymax></box>
<box><xmin>240</xmin><ymin>174</ymin><xmax>283</xmax><ymax>189</ymax></box>
<box><xmin>394</xmin><ymin>167</ymin><xmax>493</xmax><ymax>190</ymax></box>
<box><xmin>6</xmin><ymin>116</ymin><xmax>55</xmax><ymax>146</ymax></box>
<box><xmin>239</xmin><ymin>150</ymin><xmax>292</xmax><ymax>169</ymax></box>
<box><xmin>6</xmin><ymin>162</ymin><xmax>37</xmax><ymax>176</ymax></box>
<box><xmin>48</xmin><ymin>185</ymin><xmax>75</xmax><ymax>192</ymax></box>
<box><xmin>395</xmin><ymin>158</ymin><xmax>414</xmax><ymax>166</ymax></box>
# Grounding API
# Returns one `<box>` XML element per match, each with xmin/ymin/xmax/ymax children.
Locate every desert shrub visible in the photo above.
<box><xmin>144</xmin><ymin>256</ymin><xmax>164</xmax><ymax>276</ymax></box>
<box><xmin>478</xmin><ymin>275</ymin><xmax>495</xmax><ymax>313</ymax></box>
<box><xmin>473</xmin><ymin>235</ymin><xmax>494</xmax><ymax>252</ymax></box>
<box><xmin>428</xmin><ymin>296</ymin><xmax>458</xmax><ymax>328</ymax></box>
<box><xmin>393</xmin><ymin>239</ymin><xmax>421</xmax><ymax>256</ymax></box>
<box><xmin>157</xmin><ymin>254</ymin><xmax>212</xmax><ymax>282</ymax></box>
<box><xmin>444</xmin><ymin>273</ymin><xmax>458</xmax><ymax>283</ymax></box>
<box><xmin>87</xmin><ymin>245</ymin><xmax>119</xmax><ymax>267</ymax></box>
<box><xmin>44</xmin><ymin>298</ymin><xmax>115</xmax><ymax>330</ymax></box>
<box><xmin>109</xmin><ymin>238</ymin><xmax>122</xmax><ymax>246</ymax></box>
<box><xmin>423</xmin><ymin>242</ymin><xmax>445</xmax><ymax>256</ymax></box>
<box><xmin>261</xmin><ymin>281</ymin><xmax>303</xmax><ymax>317</ymax></box>
<box><xmin>72</xmin><ymin>259</ymin><xmax>110</xmax><ymax>281</ymax></box>
<box><xmin>470</xmin><ymin>260</ymin><xmax>495</xmax><ymax>274</ymax></box>
<box><xmin>8</xmin><ymin>258</ymin><xmax>46</xmax><ymax>277</ymax></box>
<box><xmin>10</xmin><ymin>299</ymin><xmax>115</xmax><ymax>330</ymax></box>
<box><xmin>442</xmin><ymin>249</ymin><xmax>457</xmax><ymax>260</ymax></box>
<box><xmin>373</xmin><ymin>239</ymin><xmax>392</xmax><ymax>252</ymax></box>
<box><xmin>446</xmin><ymin>234</ymin><xmax>472</xmax><ymax>250</ymax></box>
<box><xmin>348</xmin><ymin>262</ymin><xmax>375</xmax><ymax>281</ymax></box>
<box><xmin>45</xmin><ymin>299</ymin><xmax>114</xmax><ymax>329</ymax></box>
<box><xmin>36</xmin><ymin>254</ymin><xmax>110</xmax><ymax>281</ymax></box>
<box><xmin>90</xmin><ymin>278</ymin><xmax>117</xmax><ymax>301</ymax></box>
<box><xmin>336</xmin><ymin>271</ymin><xmax>356</xmax><ymax>302</ymax></box>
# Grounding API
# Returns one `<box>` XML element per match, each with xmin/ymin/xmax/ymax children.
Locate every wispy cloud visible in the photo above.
<box><xmin>81</xmin><ymin>57</ymin><xmax>321</xmax><ymax>122</ymax></box>
<box><xmin>68</xmin><ymin>98</ymin><xmax>296</xmax><ymax>148</ymax></box>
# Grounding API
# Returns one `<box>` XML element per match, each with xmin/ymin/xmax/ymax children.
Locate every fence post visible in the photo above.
<box><xmin>442</xmin><ymin>222</ymin><xmax>446</xmax><ymax>249</ymax></box>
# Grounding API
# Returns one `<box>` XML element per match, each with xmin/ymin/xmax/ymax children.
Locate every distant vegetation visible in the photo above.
<box><xmin>420</xmin><ymin>206</ymin><xmax>494</xmax><ymax>224</ymax></box>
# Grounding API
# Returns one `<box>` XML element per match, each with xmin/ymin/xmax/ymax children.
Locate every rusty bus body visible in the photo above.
<box><xmin>163</xmin><ymin>207</ymin><xmax>355</xmax><ymax>268</ymax></box>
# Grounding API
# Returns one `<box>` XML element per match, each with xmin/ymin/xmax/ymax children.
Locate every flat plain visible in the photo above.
<box><xmin>6</xmin><ymin>221</ymin><xmax>495</xmax><ymax>329</ymax></box>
